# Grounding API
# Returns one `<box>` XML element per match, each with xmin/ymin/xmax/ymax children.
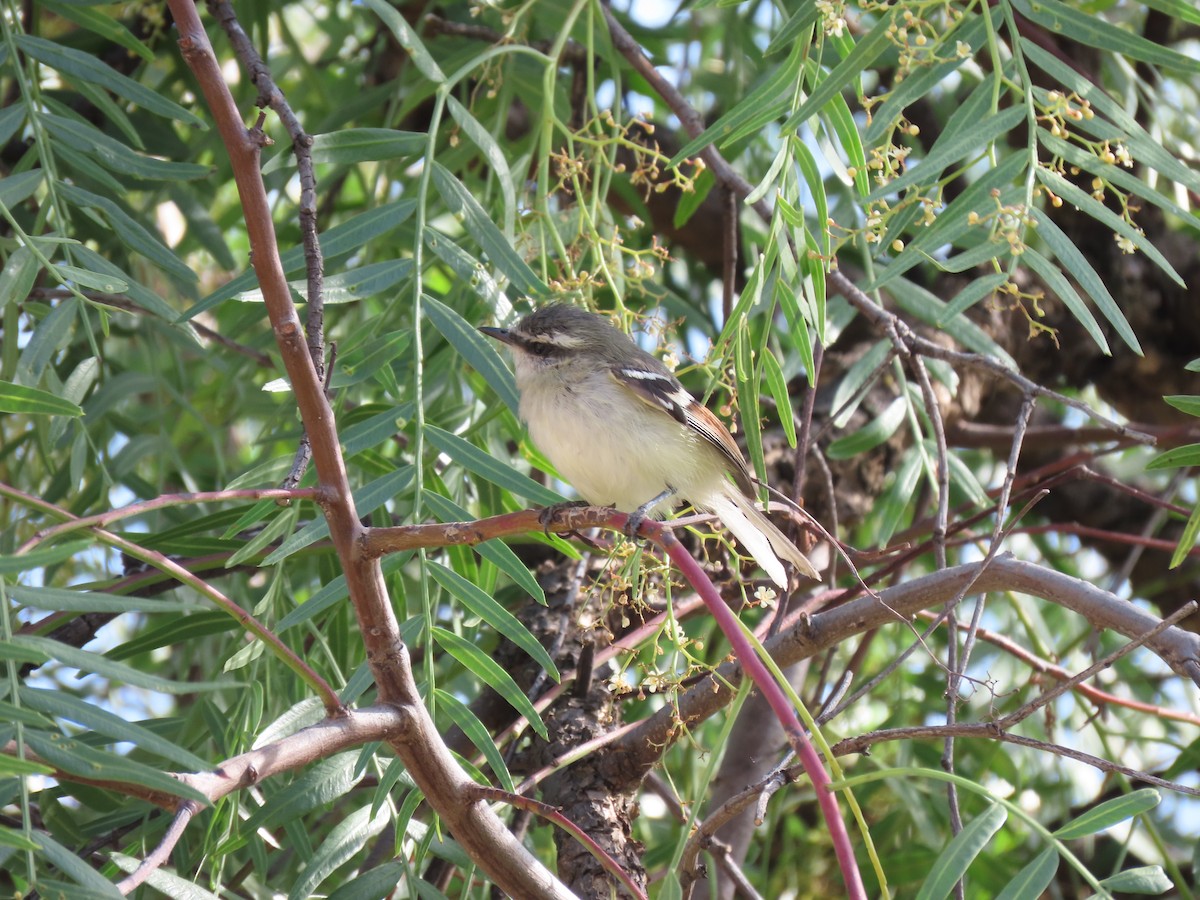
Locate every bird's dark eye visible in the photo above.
<box><xmin>526</xmin><ymin>341</ymin><xmax>556</xmax><ymax>358</ymax></box>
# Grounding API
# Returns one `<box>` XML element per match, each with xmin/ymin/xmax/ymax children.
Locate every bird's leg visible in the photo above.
<box><xmin>625</xmin><ymin>486</ymin><xmax>676</xmax><ymax>539</ymax></box>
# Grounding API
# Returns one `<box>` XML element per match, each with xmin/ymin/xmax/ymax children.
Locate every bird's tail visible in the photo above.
<box><xmin>706</xmin><ymin>490</ymin><xmax>820</xmax><ymax>588</ymax></box>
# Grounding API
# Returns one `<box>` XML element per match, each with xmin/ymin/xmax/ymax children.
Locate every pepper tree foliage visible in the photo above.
<box><xmin>1</xmin><ymin>0</ymin><xmax>1199</xmax><ymax>896</ymax></box>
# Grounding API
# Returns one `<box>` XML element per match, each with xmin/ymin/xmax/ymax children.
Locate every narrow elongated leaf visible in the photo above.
<box><xmin>263</xmin><ymin>128</ymin><xmax>426</xmax><ymax>173</ymax></box>
<box><xmin>426</xmin><ymin>425</ymin><xmax>564</xmax><ymax>506</ymax></box>
<box><xmin>59</xmin><ymin>184</ymin><xmax>196</xmax><ymax>284</ymax></box>
<box><xmin>9</xmin><ymin>635</ymin><xmax>232</xmax><ymax>693</ymax></box>
<box><xmin>870</xmin><ymin>152</ymin><xmax>1027</xmax><ymax>290</ymax></box>
<box><xmin>246</xmin><ymin>753</ymin><xmax>361</xmax><ymax>830</ymax></box>
<box><xmin>186</xmin><ymin>199</ymin><xmax>417</xmax><ymax>319</ymax></box>
<box><xmin>421</xmin><ymin>491</ymin><xmax>546</xmax><ymax>604</ymax></box>
<box><xmin>426</xmin><ymin>228</ymin><xmax>513</xmax><ymax>314</ymax></box>
<box><xmin>434</xmin><ymin>688</ymin><xmax>515</xmax><ymax>791</ymax></box>
<box><xmin>877</xmin><ymin>444</ymin><xmax>923</xmax><ymax>545</ymax></box>
<box><xmin>1021</xmin><ymin>247</ymin><xmax>1110</xmax><ymax>355</ymax></box>
<box><xmin>15</xmin><ymin>35</ymin><xmax>204</xmax><ymax>125</ymax></box>
<box><xmin>865</xmin><ymin>15</ymin><xmax>991</xmax><ymax>145</ymax></box>
<box><xmin>668</xmin><ymin>41</ymin><xmax>805</xmax><ymax>166</ymax></box>
<box><xmin>429</xmin><ymin>561</ymin><xmax>558</xmax><ymax>680</ymax></box>
<box><xmin>1011</xmin><ymin>0</ymin><xmax>1200</xmax><ymax>73</ymax></box>
<box><xmin>447</xmin><ymin>96</ymin><xmax>516</xmax><ymax>237</ymax></box>
<box><xmin>0</xmin><ymin>539</ymin><xmax>93</xmax><ymax>574</ymax></box>
<box><xmin>55</xmin><ymin>264</ymin><xmax>128</xmax><ymax>293</ymax></box>
<box><xmin>1095</xmin><ymin>866</ymin><xmax>1172</xmax><ymax>893</ymax></box>
<box><xmin>109</xmin><ymin>854</ymin><xmax>223</xmax><ymax>900</ymax></box>
<box><xmin>1052</xmin><ymin>789</ymin><xmax>1159</xmax><ymax>839</ymax></box>
<box><xmin>23</xmin><ymin>731</ymin><xmax>208</xmax><ymax>803</ymax></box>
<box><xmin>995</xmin><ymin>848</ymin><xmax>1058</xmax><ymax>900</ymax></box>
<box><xmin>916</xmin><ymin>803</ymin><xmax>1006</xmax><ymax>900</ymax></box>
<box><xmin>287</xmin><ymin>802</ymin><xmax>391</xmax><ymax>900</ymax></box>
<box><xmin>0</xmin><ymin>380</ymin><xmax>83</xmax><ymax>416</ymax></box>
<box><xmin>1027</xmin><ymin>211</ymin><xmax>1137</xmax><ymax>352</ymax></box>
<box><xmin>938</xmin><ymin>273</ymin><xmax>1009</xmax><ymax>325</ymax></box>
<box><xmin>38</xmin><ymin>0</ymin><xmax>153</xmax><ymax>59</ymax></box>
<box><xmin>432</xmin><ymin>626</ymin><xmax>547</xmax><ymax>738</ymax></box>
<box><xmin>1022</xmin><ymin>40</ymin><xmax>1200</xmax><ymax>195</ymax></box>
<box><xmin>261</xmin><ymin>467</ymin><xmax>413</xmax><ymax>565</ymax></box>
<box><xmin>1033</xmin><ymin>167</ymin><xmax>1184</xmax><ymax>288</ymax></box>
<box><xmin>885</xmin><ymin>277</ymin><xmax>1016</xmax><ymax>367</ymax></box>
<box><xmin>364</xmin><ymin>0</ymin><xmax>445</xmax><ymax>82</ymax></box>
<box><xmin>760</xmin><ymin>347</ymin><xmax>797</xmax><ymax>448</ymax></box>
<box><xmin>0</xmin><ymin>170</ymin><xmax>43</xmax><ymax>208</ymax></box>
<box><xmin>0</xmin><ymin>246</ymin><xmax>40</xmax><ymax>308</ymax></box>
<box><xmin>19</xmin><ymin>687</ymin><xmax>210</xmax><ymax>770</ymax></box>
<box><xmin>42</xmin><ymin>114</ymin><xmax>209</xmax><ymax>181</ymax></box>
<box><xmin>30</xmin><ymin>830</ymin><xmax>125</xmax><ymax>897</ymax></box>
<box><xmin>425</xmin><ymin>295</ymin><xmax>519</xmax><ymax>414</ymax></box>
<box><xmin>827</xmin><ymin>396</ymin><xmax>906</xmax><ymax>459</ymax></box>
<box><xmin>780</xmin><ymin>15</ymin><xmax>894</xmax><ymax>134</ymax></box>
<box><xmin>431</xmin><ymin>163</ymin><xmax>547</xmax><ymax>297</ymax></box>
<box><xmin>867</xmin><ymin>88</ymin><xmax>1023</xmax><ymax>200</ymax></box>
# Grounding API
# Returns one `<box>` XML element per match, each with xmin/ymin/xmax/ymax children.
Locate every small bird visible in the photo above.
<box><xmin>480</xmin><ymin>304</ymin><xmax>819</xmax><ymax>588</ymax></box>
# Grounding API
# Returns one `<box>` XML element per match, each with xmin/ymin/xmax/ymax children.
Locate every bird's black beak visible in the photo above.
<box><xmin>479</xmin><ymin>325</ymin><xmax>515</xmax><ymax>346</ymax></box>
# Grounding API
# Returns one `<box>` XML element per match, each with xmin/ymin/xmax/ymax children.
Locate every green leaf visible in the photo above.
<box><xmin>425</xmin><ymin>295</ymin><xmax>519</xmax><ymax>415</ymax></box>
<box><xmin>447</xmin><ymin>96</ymin><xmax>517</xmax><ymax>237</ymax></box>
<box><xmin>19</xmin><ymin>687</ymin><xmax>210</xmax><ymax>771</ymax></box>
<box><xmin>7</xmin><ymin>635</ymin><xmax>233</xmax><ymax>693</ymax></box>
<box><xmin>425</xmin><ymin>425</ymin><xmax>564</xmax><ymax>506</ymax></box>
<box><xmin>30</xmin><ymin>829</ymin><xmax>125</xmax><ymax>897</ymax></box>
<box><xmin>421</xmin><ymin>491</ymin><xmax>546</xmax><ymax>604</ymax></box>
<box><xmin>1039</xmin><ymin>214</ymin><xmax>1143</xmax><ymax>354</ymax></box>
<box><xmin>884</xmin><ymin>276</ymin><xmax>1017</xmax><ymax>367</ymax></box>
<box><xmin>263</xmin><ymin>128</ymin><xmax>426</xmax><ymax>173</ymax></box>
<box><xmin>668</xmin><ymin>41</ymin><xmax>805</xmax><ymax>166</ymax></box>
<box><xmin>876</xmin><ymin>445</ymin><xmax>922</xmax><ymax>546</ymax></box>
<box><xmin>59</xmin><ymin>184</ymin><xmax>196</xmax><ymax>285</ymax></box>
<box><xmin>864</xmin><ymin>14</ymin><xmax>991</xmax><ymax>145</ymax></box>
<box><xmin>9</xmin><ymin>583</ymin><xmax>197</xmax><ymax>614</ymax></box>
<box><xmin>869</xmin><ymin>152</ymin><xmax>1026</xmax><ymax>290</ymax></box>
<box><xmin>431</xmin><ymin>626</ymin><xmax>547</xmax><ymax>739</ymax></box>
<box><xmin>0</xmin><ymin>246</ymin><xmax>41</xmax><ymax>309</ymax></box>
<box><xmin>42</xmin><ymin>114</ymin><xmax>210</xmax><ymax>181</ymax></box>
<box><xmin>186</xmin><ymin>199</ymin><xmax>417</xmax><ymax>319</ymax></box>
<box><xmin>866</xmin><ymin>86</ymin><xmax>1024</xmax><ymax>201</ymax></box>
<box><xmin>287</xmin><ymin>802</ymin><xmax>391</xmax><ymax>900</ymax></box>
<box><xmin>830</xmin><ymin>340</ymin><xmax>891</xmax><ymax>428</ymax></box>
<box><xmin>429</xmin><ymin>561</ymin><xmax>558</xmax><ymax>680</ymax></box>
<box><xmin>261</xmin><ymin>467</ymin><xmax>413</xmax><ymax>565</ymax></box>
<box><xmin>1095</xmin><ymin>866</ymin><xmax>1172</xmax><ymax>894</ymax></box>
<box><xmin>760</xmin><ymin>347</ymin><xmax>796</xmax><ymax>448</ymax></box>
<box><xmin>54</xmin><ymin>263</ymin><xmax>129</xmax><ymax>293</ymax></box>
<box><xmin>363</xmin><ymin>0</ymin><xmax>445</xmax><ymax>83</ymax></box>
<box><xmin>1146</xmin><ymin>443</ymin><xmax>1200</xmax><ymax>470</ymax></box>
<box><xmin>434</xmin><ymin>688</ymin><xmax>514</xmax><ymax>792</ymax></box>
<box><xmin>779</xmin><ymin>15</ymin><xmax>895</xmax><ymax>134</ymax></box>
<box><xmin>23</xmin><ymin>730</ymin><xmax>208</xmax><ymax>803</ymax></box>
<box><xmin>245</xmin><ymin>752</ymin><xmax>361</xmax><ymax>830</ymax></box>
<box><xmin>15</xmin><ymin>34</ymin><xmax>204</xmax><ymax>125</ymax></box>
<box><xmin>1034</xmin><ymin>148</ymin><xmax>1184</xmax><ymax>288</ymax></box>
<box><xmin>826</xmin><ymin>396</ymin><xmax>906</xmax><ymax>459</ymax></box>
<box><xmin>1021</xmin><ymin>247</ymin><xmax>1110</xmax><ymax>356</ymax></box>
<box><xmin>0</xmin><ymin>539</ymin><xmax>92</xmax><ymax>574</ymax></box>
<box><xmin>38</xmin><ymin>0</ymin><xmax>154</xmax><ymax>60</ymax></box>
<box><xmin>1011</xmin><ymin>0</ymin><xmax>1200</xmax><ymax>73</ymax></box>
<box><xmin>995</xmin><ymin>848</ymin><xmax>1057</xmax><ymax>900</ymax></box>
<box><xmin>0</xmin><ymin>379</ymin><xmax>83</xmax><ymax>416</ymax></box>
<box><xmin>426</xmin><ymin>228</ymin><xmax>513</xmax><ymax>313</ymax></box>
<box><xmin>916</xmin><ymin>803</ymin><xmax>1006</xmax><ymax>900</ymax></box>
<box><xmin>431</xmin><ymin>163</ymin><xmax>548</xmax><ymax>298</ymax></box>
<box><xmin>938</xmin><ymin>273</ymin><xmax>1009</xmax><ymax>325</ymax></box>
<box><xmin>1169</xmin><ymin>502</ymin><xmax>1200</xmax><ymax>569</ymax></box>
<box><xmin>1052</xmin><ymin>789</ymin><xmax>1159</xmax><ymax>840</ymax></box>
<box><xmin>793</xmin><ymin>139</ymin><xmax>829</xmax><ymax>258</ymax></box>
<box><xmin>764</xmin><ymin>3</ymin><xmax>822</xmax><ymax>54</ymax></box>
<box><xmin>1163</xmin><ymin>396</ymin><xmax>1200</xmax><ymax>418</ymax></box>
<box><xmin>0</xmin><ymin>170</ymin><xmax>43</xmax><ymax>208</ymax></box>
